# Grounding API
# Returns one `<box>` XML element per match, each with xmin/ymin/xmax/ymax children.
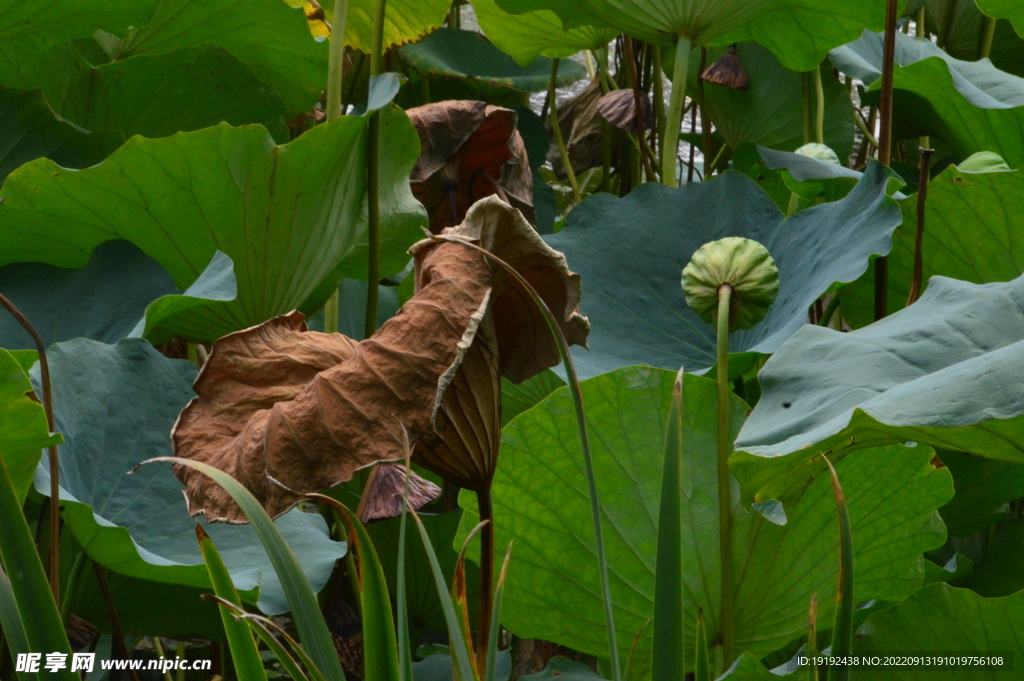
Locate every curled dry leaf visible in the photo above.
<box><xmin>701</xmin><ymin>44</ymin><xmax>750</xmax><ymax>90</ymax></box>
<box><xmin>172</xmin><ymin>197</ymin><xmax>588</xmax><ymax>521</ymax></box>
<box><xmin>547</xmin><ymin>78</ymin><xmax>610</xmax><ymax>177</ymax></box>
<box><xmin>407</xmin><ymin>100</ymin><xmax>534</xmax><ymax>232</ymax></box>
<box><xmin>355</xmin><ymin>463</ymin><xmax>441</xmax><ymax>523</ymax></box>
<box><xmin>596</xmin><ymin>88</ymin><xmax>656</xmax><ymax>133</ymax></box>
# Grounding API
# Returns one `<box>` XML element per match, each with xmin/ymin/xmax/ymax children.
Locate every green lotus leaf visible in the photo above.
<box><xmin>937</xmin><ymin>451</ymin><xmax>1024</xmax><ymax>538</ymax></box>
<box><xmin>914</xmin><ymin>0</ymin><xmax>1024</xmax><ymax>76</ymax></box>
<box><xmin>831</xmin><ymin>29</ymin><xmax>1024</xmax><ymax>166</ymax></box>
<box><xmin>958</xmin><ymin>150</ymin><xmax>1012</xmax><ymax>172</ymax></box>
<box><xmin>977</xmin><ymin>0</ymin><xmax>1024</xmax><ymax>36</ymax></box>
<box><xmin>521</xmin><ymin>657</ymin><xmax>609</xmax><ymax>680</ymax></box>
<box><xmin>734</xmin><ymin>273</ymin><xmax>1024</xmax><ymax>505</ymax></box>
<box><xmin>717</xmin><ymin>653</ymin><xmax>794</xmax><ymax>679</ymax></box>
<box><xmin>34</xmin><ymin>338</ymin><xmax>347</xmax><ymax>616</ymax></box>
<box><xmin>123</xmin><ymin>0</ymin><xmax>327</xmax><ymax>116</ymax></box>
<box><xmin>0</xmin><ymin>241</ymin><xmax>237</xmax><ymax>350</ymax></box>
<box><xmin>0</xmin><ymin>111</ymin><xmax>424</xmax><ymax>343</ymax></box>
<box><xmin>312</xmin><ymin>0</ymin><xmax>450</xmax><ymax>54</ymax></box>
<box><xmin>952</xmin><ymin>518</ymin><xmax>1024</xmax><ymax>597</ymax></box>
<box><xmin>0</xmin><ymin>86</ymin><xmax>121</xmax><ymax>184</ymax></box>
<box><xmin>472</xmin><ymin>0</ymin><xmax>617</xmax><ymax>66</ymax></box>
<box><xmin>399</xmin><ymin>28</ymin><xmax>586</xmax><ymax>93</ymax></box>
<box><xmin>853</xmin><ymin>582</ymin><xmax>1024</xmax><ymax>679</ymax></box>
<box><xmin>687</xmin><ymin>43</ymin><xmax>855</xmax><ymax>160</ymax></box>
<box><xmin>496</xmin><ymin>0</ymin><xmax>894</xmax><ymax>71</ymax></box>
<box><xmin>0</xmin><ymin>0</ymin><xmax>156</xmax><ymax>45</ymax></box>
<box><xmin>460</xmin><ymin>367</ymin><xmax>950</xmax><ymax>678</ymax></box>
<box><xmin>501</xmin><ymin>370</ymin><xmax>565</xmax><ymax>427</ymax></box>
<box><xmin>842</xmin><ymin>163</ymin><xmax>1024</xmax><ymax>328</ymax></box>
<box><xmin>0</xmin><ymin>349</ymin><xmax>62</xmax><ymax>502</ymax></box>
<box><xmin>544</xmin><ymin>162</ymin><xmax>900</xmax><ymax>378</ymax></box>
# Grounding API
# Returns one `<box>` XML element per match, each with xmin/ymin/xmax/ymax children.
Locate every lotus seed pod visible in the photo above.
<box><xmin>681</xmin><ymin>237</ymin><xmax>779</xmax><ymax>330</ymax></box>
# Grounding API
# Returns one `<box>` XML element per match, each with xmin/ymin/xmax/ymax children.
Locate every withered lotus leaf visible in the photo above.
<box><xmin>172</xmin><ymin>197</ymin><xmax>587</xmax><ymax>520</ymax></box>
<box><xmin>546</xmin><ymin>79</ymin><xmax>610</xmax><ymax>177</ymax></box>
<box><xmin>701</xmin><ymin>44</ymin><xmax>750</xmax><ymax>90</ymax></box>
<box><xmin>356</xmin><ymin>463</ymin><xmax>442</xmax><ymax>523</ymax></box>
<box><xmin>596</xmin><ymin>88</ymin><xmax>656</xmax><ymax>133</ymax></box>
<box><xmin>407</xmin><ymin>100</ymin><xmax>534</xmax><ymax>233</ymax></box>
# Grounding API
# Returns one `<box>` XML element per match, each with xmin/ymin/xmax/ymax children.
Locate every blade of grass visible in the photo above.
<box><xmin>309</xmin><ymin>494</ymin><xmax>400</xmax><ymax>681</ymax></box>
<box><xmin>397</xmin><ymin>434</ymin><xmax>415</xmax><ymax>681</ymax></box>
<box><xmin>0</xmin><ymin>451</ymin><xmax>75</xmax><ymax>680</ymax></box>
<box><xmin>408</xmin><ymin>506</ymin><xmax>478</xmax><ymax>681</ymax></box>
<box><xmin>431</xmin><ymin>235</ymin><xmax>622</xmax><ymax>681</ymax></box>
<box><xmin>694</xmin><ymin>609</ymin><xmax>710</xmax><ymax>681</ymax></box>
<box><xmin>822</xmin><ymin>456</ymin><xmax>853</xmax><ymax>681</ymax></box>
<box><xmin>806</xmin><ymin>594</ymin><xmax>819</xmax><ymax>681</ymax></box>
<box><xmin>196</xmin><ymin>525</ymin><xmax>268</xmax><ymax>681</ymax></box>
<box><xmin>203</xmin><ymin>596</ymin><xmax>319</xmax><ymax>681</ymax></box>
<box><xmin>139</xmin><ymin>458</ymin><xmax>346</xmax><ymax>681</ymax></box>
<box><xmin>483</xmin><ymin>543</ymin><xmax>513</xmax><ymax>681</ymax></box>
<box><xmin>0</xmin><ymin>566</ymin><xmax>38</xmax><ymax>681</ymax></box>
<box><xmin>652</xmin><ymin>368</ymin><xmax>685</xmax><ymax>681</ymax></box>
<box><xmin>453</xmin><ymin>521</ymin><xmax>489</xmax><ymax>676</ymax></box>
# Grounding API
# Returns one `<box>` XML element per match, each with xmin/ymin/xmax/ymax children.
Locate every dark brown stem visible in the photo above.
<box><xmin>94</xmin><ymin>563</ymin><xmax>141</xmax><ymax>681</ymax></box>
<box><xmin>907</xmin><ymin>148</ymin><xmax>934</xmax><ymax>306</ymax></box>
<box><xmin>0</xmin><ymin>293</ymin><xmax>60</xmax><ymax>602</ymax></box>
<box><xmin>874</xmin><ymin>0</ymin><xmax>899</xmax><ymax>321</ymax></box>
<box><xmin>476</xmin><ymin>487</ymin><xmax>494</xmax><ymax>669</ymax></box>
<box><xmin>698</xmin><ymin>48</ymin><xmax>713</xmax><ymax>178</ymax></box>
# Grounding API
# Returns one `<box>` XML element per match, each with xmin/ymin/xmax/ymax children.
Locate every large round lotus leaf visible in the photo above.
<box><xmin>687</xmin><ymin>43</ymin><xmax>855</xmax><ymax>160</ymax></box>
<box><xmin>460</xmin><ymin>367</ymin><xmax>950</xmax><ymax>678</ymax></box>
<box><xmin>0</xmin><ymin>349</ymin><xmax>62</xmax><ymax>503</ymax></box>
<box><xmin>307</xmin><ymin>0</ymin><xmax>450</xmax><ymax>53</ymax></box>
<box><xmin>472</xmin><ymin>0</ymin><xmax>618</xmax><ymax>66</ymax></box>
<box><xmin>936</xmin><ymin>450</ymin><xmax>1024</xmax><ymax>538</ymax></box>
<box><xmin>495</xmin><ymin>0</ymin><xmax>894</xmax><ymax>71</ymax></box>
<box><xmin>0</xmin><ymin>0</ymin><xmax>156</xmax><ymax>44</ymax></box>
<box><xmin>734</xmin><ymin>273</ymin><xmax>1024</xmax><ymax>506</ymax></box>
<box><xmin>831</xmin><ymin>30</ymin><xmax>1024</xmax><ymax>166</ymax></box>
<box><xmin>32</xmin><ymin>338</ymin><xmax>347</xmax><ymax>616</ymax></box>
<box><xmin>0</xmin><ymin>110</ymin><xmax>424</xmax><ymax>344</ymax></box>
<box><xmin>914</xmin><ymin>0</ymin><xmax>1024</xmax><ymax>77</ymax></box>
<box><xmin>0</xmin><ymin>241</ymin><xmax>236</xmax><ymax>351</ymax></box>
<box><xmin>399</xmin><ymin>28</ymin><xmax>586</xmax><ymax>93</ymax></box>
<box><xmin>122</xmin><ymin>0</ymin><xmax>327</xmax><ymax>116</ymax></box>
<box><xmin>544</xmin><ymin>162</ymin><xmax>901</xmax><ymax>378</ymax></box>
<box><xmin>978</xmin><ymin>0</ymin><xmax>1024</xmax><ymax>37</ymax></box>
<box><xmin>0</xmin><ymin>86</ymin><xmax>121</xmax><ymax>184</ymax></box>
<box><xmin>842</xmin><ymin>164</ymin><xmax>1024</xmax><ymax>328</ymax></box>
<box><xmin>852</xmin><ymin>583</ymin><xmax>1024</xmax><ymax>680</ymax></box>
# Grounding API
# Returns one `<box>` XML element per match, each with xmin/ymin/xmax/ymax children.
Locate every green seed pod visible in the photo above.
<box><xmin>681</xmin><ymin>237</ymin><xmax>779</xmax><ymax>330</ymax></box>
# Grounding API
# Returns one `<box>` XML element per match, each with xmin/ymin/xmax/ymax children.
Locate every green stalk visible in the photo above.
<box><xmin>802</xmin><ymin>72</ymin><xmax>812</xmax><ymax>146</ymax></box>
<box><xmin>694</xmin><ymin>609</ymin><xmax>711</xmax><ymax>681</ymax></box>
<box><xmin>653</xmin><ymin>46</ymin><xmax>665</xmax><ymax>154</ymax></box>
<box><xmin>364</xmin><ymin>0</ymin><xmax>387</xmax><ymax>339</ymax></box>
<box><xmin>549</xmin><ymin>58</ymin><xmax>581</xmax><ymax>203</ymax></box>
<box><xmin>806</xmin><ymin>594</ymin><xmax>819</xmax><ymax>681</ymax></box>
<box><xmin>915</xmin><ymin>6</ymin><xmax>926</xmax><ymax>39</ymax></box>
<box><xmin>598</xmin><ymin>49</ymin><xmax>612</xmax><ymax>193</ymax></box>
<box><xmin>323</xmin><ymin>0</ymin><xmax>352</xmax><ymax>335</ymax></box>
<box><xmin>981</xmin><ymin>16</ymin><xmax>997</xmax><ymax>60</ymax></box>
<box><xmin>822</xmin><ymin>456</ymin><xmax>854</xmax><ymax>681</ymax></box>
<box><xmin>662</xmin><ymin>38</ymin><xmax>692</xmax><ymax>186</ymax></box>
<box><xmin>715</xmin><ymin>285</ymin><xmax>735</xmax><ymax>666</ymax></box>
<box><xmin>818</xmin><ymin>295</ymin><xmax>841</xmax><ymax>328</ymax></box>
<box><xmin>432</xmin><ymin>235</ymin><xmax>622</xmax><ymax>681</ymax></box>
<box><xmin>59</xmin><ymin>550</ymin><xmax>88</xmax><ymax>624</ymax></box>
<box><xmin>813</xmin><ymin>65</ymin><xmax>825</xmax><ymax>145</ymax></box>
<box><xmin>875</xmin><ymin>0</ymin><xmax>899</xmax><ymax>321</ymax></box>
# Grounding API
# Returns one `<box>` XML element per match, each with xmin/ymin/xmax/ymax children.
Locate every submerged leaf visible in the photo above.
<box><xmin>408</xmin><ymin>100</ymin><xmax>534</xmax><ymax>232</ymax></box>
<box><xmin>173</xmin><ymin>198</ymin><xmax>587</xmax><ymax>520</ymax></box>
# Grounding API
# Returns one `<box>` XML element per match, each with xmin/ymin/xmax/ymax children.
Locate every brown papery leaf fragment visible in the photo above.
<box><xmin>407</xmin><ymin>100</ymin><xmax>534</xmax><ymax>233</ymax></box>
<box><xmin>172</xmin><ymin>197</ymin><xmax>587</xmax><ymax>521</ymax></box>
<box><xmin>701</xmin><ymin>44</ymin><xmax>749</xmax><ymax>90</ymax></box>
<box><xmin>596</xmin><ymin>88</ymin><xmax>655</xmax><ymax>133</ymax></box>
<box><xmin>356</xmin><ymin>463</ymin><xmax>441</xmax><ymax>523</ymax></box>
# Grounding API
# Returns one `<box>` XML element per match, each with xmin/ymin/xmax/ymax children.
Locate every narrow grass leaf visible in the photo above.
<box><xmin>484</xmin><ymin>544</ymin><xmax>514</xmax><ymax>681</ymax></box>
<box><xmin>141</xmin><ymin>458</ymin><xmax>345</xmax><ymax>681</ymax></box>
<box><xmin>694</xmin><ymin>609</ymin><xmax>710</xmax><ymax>681</ymax></box>
<box><xmin>195</xmin><ymin>525</ymin><xmax>268</xmax><ymax>681</ymax></box>
<box><xmin>0</xmin><ymin>566</ymin><xmax>37</xmax><ymax>681</ymax></box>
<box><xmin>823</xmin><ymin>456</ymin><xmax>853</xmax><ymax>681</ymax></box>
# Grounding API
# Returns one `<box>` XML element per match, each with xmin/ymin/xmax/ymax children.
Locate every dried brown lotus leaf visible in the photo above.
<box><xmin>172</xmin><ymin>197</ymin><xmax>587</xmax><ymax>520</ymax></box>
<box><xmin>356</xmin><ymin>463</ymin><xmax>442</xmax><ymax>523</ymax></box>
<box><xmin>546</xmin><ymin>78</ymin><xmax>609</xmax><ymax>177</ymax></box>
<box><xmin>701</xmin><ymin>44</ymin><xmax>750</xmax><ymax>90</ymax></box>
<box><xmin>407</xmin><ymin>100</ymin><xmax>534</xmax><ymax>232</ymax></box>
<box><xmin>596</xmin><ymin>88</ymin><xmax>655</xmax><ymax>133</ymax></box>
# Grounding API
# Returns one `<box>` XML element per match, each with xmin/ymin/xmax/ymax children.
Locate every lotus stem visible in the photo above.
<box><xmin>364</xmin><ymin>0</ymin><xmax>387</xmax><ymax>338</ymax></box>
<box><xmin>907</xmin><ymin>147</ymin><xmax>934</xmax><ymax>306</ymax></box>
<box><xmin>698</xmin><ymin>48</ymin><xmax>713</xmax><ymax>180</ymax></box>
<box><xmin>852</xmin><ymin>107</ymin><xmax>878</xmax><ymax>148</ymax></box>
<box><xmin>981</xmin><ymin>16</ymin><xmax>997</xmax><ymax>60</ymax></box>
<box><xmin>715</xmin><ymin>284</ymin><xmax>735</xmax><ymax>666</ymax></box>
<box><xmin>95</xmin><ymin>563</ymin><xmax>140</xmax><ymax>681</ymax></box>
<box><xmin>819</xmin><ymin>295</ymin><xmax>841</xmax><ymax>328</ymax></box>
<box><xmin>802</xmin><ymin>72</ymin><xmax>812</xmax><ymax>145</ymax></box>
<box><xmin>323</xmin><ymin>0</ymin><xmax>352</xmax><ymax>335</ymax></box>
<box><xmin>476</xmin><ymin>488</ymin><xmax>495</xmax><ymax>669</ymax></box>
<box><xmin>653</xmin><ymin>46</ymin><xmax>665</xmax><ymax>151</ymax></box>
<box><xmin>0</xmin><ymin>292</ymin><xmax>60</xmax><ymax>602</ymax></box>
<box><xmin>916</xmin><ymin>6</ymin><xmax>926</xmax><ymax>39</ymax></box>
<box><xmin>598</xmin><ymin>48</ymin><xmax>613</xmax><ymax>193</ymax></box>
<box><xmin>875</xmin><ymin>0</ymin><xmax>899</xmax><ymax>321</ymax></box>
<box><xmin>549</xmin><ymin>59</ymin><xmax>581</xmax><ymax>203</ymax></box>
<box><xmin>60</xmin><ymin>550</ymin><xmax>88</xmax><ymax>624</ymax></box>
<box><xmin>813</xmin><ymin>65</ymin><xmax>825</xmax><ymax>145</ymax></box>
<box><xmin>662</xmin><ymin>37</ymin><xmax>692</xmax><ymax>186</ymax></box>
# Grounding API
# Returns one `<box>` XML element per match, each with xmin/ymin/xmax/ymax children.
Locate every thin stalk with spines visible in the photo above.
<box><xmin>875</xmin><ymin>0</ymin><xmax>899</xmax><ymax>321</ymax></box>
<box><xmin>662</xmin><ymin>38</ymin><xmax>693</xmax><ymax>186</ymax></box>
<box><xmin>715</xmin><ymin>285</ymin><xmax>735</xmax><ymax>666</ymax></box>
<box><xmin>813</xmin><ymin>65</ymin><xmax>825</xmax><ymax>145</ymax></box>
<box><xmin>549</xmin><ymin>58</ymin><xmax>581</xmax><ymax>203</ymax></box>
<box><xmin>364</xmin><ymin>0</ymin><xmax>388</xmax><ymax>338</ymax></box>
<box><xmin>323</xmin><ymin>0</ymin><xmax>352</xmax><ymax>334</ymax></box>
